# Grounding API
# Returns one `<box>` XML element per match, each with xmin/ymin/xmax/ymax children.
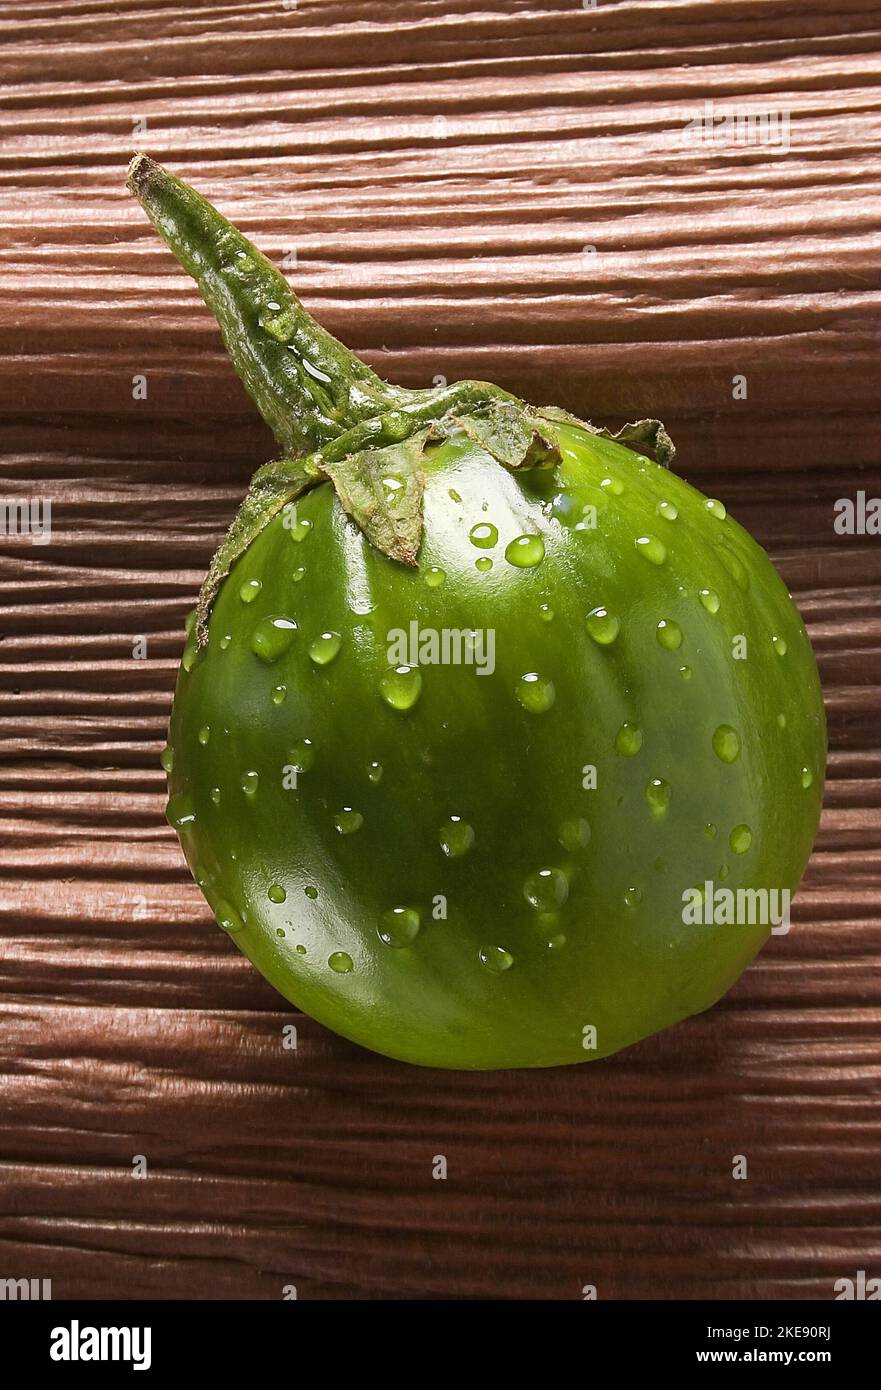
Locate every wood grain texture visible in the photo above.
<box><xmin>1</xmin><ymin>0</ymin><xmax>879</xmax><ymax>1300</ymax></box>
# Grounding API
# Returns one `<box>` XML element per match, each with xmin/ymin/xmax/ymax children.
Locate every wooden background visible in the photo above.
<box><xmin>1</xmin><ymin>0</ymin><xmax>879</xmax><ymax>1300</ymax></box>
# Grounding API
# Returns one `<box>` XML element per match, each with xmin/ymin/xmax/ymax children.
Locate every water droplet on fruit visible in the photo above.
<box><xmin>289</xmin><ymin>739</ymin><xmax>314</xmax><ymax>772</ymax></box>
<box><xmin>160</xmin><ymin>745</ymin><xmax>174</xmax><ymax>773</ymax></box>
<box><xmin>546</xmin><ymin>933</ymin><xmax>567</xmax><ymax>950</ymax></box>
<box><xmin>308</xmin><ymin>630</ymin><xmax>342</xmax><ymax>665</ymax></box>
<box><xmin>558</xmin><ymin>817</ymin><xmax>591</xmax><ymax>851</ymax></box>
<box><xmin>645</xmin><ymin>778</ymin><xmax>671</xmax><ymax>814</ymax></box>
<box><xmin>713</xmin><ymin>724</ymin><xmax>741</xmax><ymax>763</ymax></box>
<box><xmin>367</xmin><ymin>760</ymin><xmax>383</xmax><ymax>783</ymax></box>
<box><xmin>380</xmin><ymin>665</ymin><xmax>423</xmax><ymax>710</ymax></box>
<box><xmin>800</xmin><ymin>766</ymin><xmax>814</xmax><ymax>789</ymax></box>
<box><xmin>241</xmin><ymin>770</ymin><xmax>259</xmax><ymax>797</ymax></box>
<box><xmin>515</xmin><ymin>672</ymin><xmax>556</xmax><ymax>713</ymax></box>
<box><xmin>615</xmin><ymin>722</ymin><xmax>643</xmax><ymax>756</ymax></box>
<box><xmin>705</xmin><ymin>498</ymin><xmax>727</xmax><ymax>520</ymax></box>
<box><xmin>624</xmin><ymin>886</ymin><xmax>643</xmax><ymax>908</ymax></box>
<box><xmin>289</xmin><ymin>517</ymin><xmax>313</xmax><ymax>543</ymax></box>
<box><xmin>292</xmin><ymin>566</ymin><xmax>306</xmax><ymax>583</ymax></box>
<box><xmin>239</xmin><ymin>579</ymin><xmax>262</xmax><ymax>604</ymax></box>
<box><xmin>524</xmin><ymin>867</ymin><xmax>569</xmax><ymax>911</ymax></box>
<box><xmin>704</xmin><ymin>822</ymin><xmax>717</xmax><ymax>839</ymax></box>
<box><xmin>538</xmin><ymin>603</ymin><xmax>554</xmax><ymax>622</ymax></box>
<box><xmin>198</xmin><ymin>725</ymin><xmax>210</xmax><ymax>745</ymax></box>
<box><xmin>328</xmin><ymin>951</ymin><xmax>354</xmax><ymax>973</ymax></box>
<box><xmin>772</xmin><ymin>635</ymin><xmax>787</xmax><ymax>657</ymax></box>
<box><xmin>381</xmin><ymin>473</ymin><xmax>405</xmax><ymax>506</ymax></box>
<box><xmin>729</xmin><ymin>824</ymin><xmax>752</xmax><ymax>854</ymax></box>
<box><xmin>439</xmin><ymin>816</ymin><xmax>475</xmax><ymax>858</ymax></box>
<box><xmin>215</xmin><ymin>901</ymin><xmax>244</xmax><ymax>933</ymax></box>
<box><xmin>378</xmin><ymin>907</ymin><xmax>421</xmax><ymax>947</ymax></box>
<box><xmin>716</xmin><ymin>544</ymin><xmax>749</xmax><ymax>590</ymax></box>
<box><xmin>425</xmin><ymin>566</ymin><xmax>446</xmax><ymax>588</ymax></box>
<box><xmin>181</xmin><ymin>640</ymin><xmax>200</xmax><ymax>673</ymax></box>
<box><xmin>251</xmin><ymin>615</ymin><xmax>298</xmax><ymax>663</ymax></box>
<box><xmin>210</xmin><ymin>787</ymin><xmax>221</xmax><ymax>805</ymax></box>
<box><xmin>586</xmin><ymin>607</ymin><xmax>620</xmax><ymax>645</ymax></box>
<box><xmin>777</xmin><ymin>712</ymin><xmax>787</xmax><ymax>729</ymax></box>
<box><xmin>657</xmin><ymin>500</ymin><xmax>678</xmax><ymax>521</ymax></box>
<box><xmin>448</xmin><ymin>488</ymin><xmax>463</xmax><ymax>504</ymax></box>
<box><xmin>679</xmin><ymin>665</ymin><xmax>693</xmax><ymax>680</ymax></box>
<box><xmin>600</xmin><ymin>476</ymin><xmax>624</xmax><ymax>496</ymax></box>
<box><xmin>699</xmin><ymin>588</ymin><xmax>720</xmax><ymax>614</ymax></box>
<box><xmin>305</xmin><ymin>885</ymin><xmax>318</xmax><ymax>900</ymax></box>
<box><xmin>479</xmin><ymin>945</ymin><xmax>514</xmax><ymax>973</ymax></box>
<box><xmin>296</xmin><ymin>943</ymin><xmax>306</xmax><ymax>955</ymax></box>
<box><xmin>268</xmin><ymin>884</ymin><xmax>286</xmax><ymax>904</ymax></box>
<box><xmin>475</xmin><ymin>556</ymin><xmax>493</xmax><ymax>572</ymax></box>
<box><xmin>272</xmin><ymin>684</ymin><xmax>287</xmax><ymax>704</ymax></box>
<box><xmin>166</xmin><ymin>792</ymin><xmax>196</xmax><ymax>829</ymax></box>
<box><xmin>505</xmin><ymin>534</ymin><xmax>545</xmax><ymax>568</ymax></box>
<box><xmin>635</xmin><ymin>534</ymin><xmax>667</xmax><ymax>565</ymax></box>
<box><xmin>469</xmin><ymin>522</ymin><xmax>498</xmax><ymax>549</ymax></box>
<box><xmin>656</xmin><ymin>619</ymin><xmax>683</xmax><ymax>651</ymax></box>
<box><xmin>335</xmin><ymin>807</ymin><xmax>364</xmax><ymax>835</ymax></box>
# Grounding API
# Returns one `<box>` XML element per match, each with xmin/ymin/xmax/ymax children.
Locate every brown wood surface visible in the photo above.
<box><xmin>1</xmin><ymin>0</ymin><xmax>880</xmax><ymax>1301</ymax></box>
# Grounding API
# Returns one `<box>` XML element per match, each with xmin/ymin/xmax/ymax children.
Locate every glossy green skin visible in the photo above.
<box><xmin>166</xmin><ymin>421</ymin><xmax>825</xmax><ymax>1068</ymax></box>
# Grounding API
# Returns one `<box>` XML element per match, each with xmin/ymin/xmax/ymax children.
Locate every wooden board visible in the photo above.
<box><xmin>1</xmin><ymin>0</ymin><xmax>879</xmax><ymax>1300</ymax></box>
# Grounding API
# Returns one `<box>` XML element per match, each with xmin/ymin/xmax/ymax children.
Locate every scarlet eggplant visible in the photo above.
<box><xmin>129</xmin><ymin>156</ymin><xmax>825</xmax><ymax>1069</ymax></box>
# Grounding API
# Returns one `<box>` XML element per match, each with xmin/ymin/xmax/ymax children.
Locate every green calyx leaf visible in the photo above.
<box><xmin>324</xmin><ymin>431</ymin><xmax>430</xmax><ymax>568</ymax></box>
<box><xmin>536</xmin><ymin>406</ymin><xmax>676</xmax><ymax>468</ymax></box>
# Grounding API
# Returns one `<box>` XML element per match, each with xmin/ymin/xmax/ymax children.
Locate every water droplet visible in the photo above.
<box><xmin>439</xmin><ymin>816</ymin><xmax>475</xmax><ymax>858</ymax></box>
<box><xmin>558</xmin><ymin>817</ymin><xmax>591</xmax><ymax>852</ymax></box>
<box><xmin>777</xmin><ymin>712</ymin><xmax>787</xmax><ymax>729</ymax></box>
<box><xmin>705</xmin><ymin>498</ymin><xmax>727</xmax><ymax>520</ymax></box>
<box><xmin>586</xmin><ymin>606</ymin><xmax>620</xmax><ymax>645</ymax></box>
<box><xmin>479</xmin><ymin>945</ymin><xmax>514</xmax><ymax>973</ymax></box>
<box><xmin>425</xmin><ymin>566</ymin><xmax>446</xmax><ymax>588</ymax></box>
<box><xmin>251</xmin><ymin>615</ymin><xmax>298</xmax><ymax>663</ymax></box>
<box><xmin>335</xmin><ymin>807</ymin><xmax>364</xmax><ymax>835</ymax></box>
<box><xmin>215</xmin><ymin>900</ymin><xmax>244</xmax><ymax>933</ymax></box>
<box><xmin>615</xmin><ymin>722</ymin><xmax>643</xmax><ymax>756</ymax></box>
<box><xmin>268</xmin><ymin>883</ymin><xmax>287</xmax><ymax>904</ymax></box>
<box><xmin>378</xmin><ymin>907</ymin><xmax>421</xmax><ymax>948</ymax></box>
<box><xmin>380</xmin><ymin>664</ymin><xmax>423</xmax><ymax>710</ymax></box>
<box><xmin>367</xmin><ymin>760</ymin><xmax>383</xmax><ymax>784</ymax></box>
<box><xmin>600</xmin><ymin>476</ymin><xmax>624</xmax><ymax>496</ymax></box>
<box><xmin>381</xmin><ymin>473</ymin><xmax>405</xmax><ymax>506</ymax></box>
<box><xmin>538</xmin><ymin>603</ymin><xmax>554</xmax><ymax>622</ymax></box>
<box><xmin>198</xmin><ymin>724</ymin><xmax>211</xmax><ymax>745</ymax></box>
<box><xmin>546</xmin><ymin>934</ymin><xmax>567</xmax><ymax>950</ymax></box>
<box><xmin>160</xmin><ymin>745</ymin><xmax>174</xmax><ymax>773</ymax></box>
<box><xmin>308</xmin><ymin>630</ymin><xmax>342</xmax><ymax>665</ymax></box>
<box><xmin>210</xmin><ymin>787</ymin><xmax>221</xmax><ymax>805</ymax></box>
<box><xmin>469</xmin><ymin>522</ymin><xmax>498</xmax><ymax>549</ymax></box>
<box><xmin>289</xmin><ymin>517</ymin><xmax>313</xmax><ymax>543</ymax></box>
<box><xmin>656</xmin><ymin>618</ymin><xmax>683</xmax><ymax>651</ymax></box>
<box><xmin>635</xmin><ymin>534</ymin><xmax>667</xmax><ymax>566</ymax></box>
<box><xmin>505</xmin><ymin>533</ymin><xmax>545</xmax><ymax>568</ymax></box>
<box><xmin>475</xmin><ymin>556</ymin><xmax>493</xmax><ymax>572</ymax></box>
<box><xmin>712</xmin><ymin>724</ymin><xmax>741</xmax><ymax>763</ymax></box>
<box><xmin>289</xmin><ymin>739</ymin><xmax>314</xmax><ymax>772</ymax></box>
<box><xmin>241</xmin><ymin>770</ymin><xmax>259</xmax><ymax>797</ymax></box>
<box><xmin>704</xmin><ymin>822</ymin><xmax>717</xmax><ymax>839</ymax></box>
<box><xmin>166</xmin><ymin>792</ymin><xmax>196</xmax><ymax>830</ymax></box>
<box><xmin>679</xmin><ymin>665</ymin><xmax>693</xmax><ymax>680</ymax></box>
<box><xmin>219</xmin><ymin>634</ymin><xmax>232</xmax><ymax>650</ymax></box>
<box><xmin>515</xmin><ymin>672</ymin><xmax>556</xmax><ymax>714</ymax></box>
<box><xmin>239</xmin><ymin>578</ymin><xmax>262</xmax><ymax>604</ymax></box>
<box><xmin>716</xmin><ymin>544</ymin><xmax>749</xmax><ymax>590</ymax></box>
<box><xmin>699</xmin><ymin>588</ymin><xmax>720</xmax><ymax>614</ymax></box>
<box><xmin>328</xmin><ymin>951</ymin><xmax>354</xmax><ymax>973</ymax></box>
<box><xmin>772</xmin><ymin>635</ymin><xmax>787</xmax><ymax>657</ymax></box>
<box><xmin>296</xmin><ymin>943</ymin><xmax>306</xmax><ymax>955</ymax></box>
<box><xmin>718</xmin><ymin>864</ymin><xmax>729</xmax><ymax>882</ymax></box>
<box><xmin>272</xmin><ymin>684</ymin><xmax>287</xmax><ymax>704</ymax></box>
<box><xmin>657</xmin><ymin>500</ymin><xmax>678</xmax><ymax>521</ymax></box>
<box><xmin>292</xmin><ymin>566</ymin><xmax>306</xmax><ymax>583</ymax></box>
<box><xmin>524</xmin><ymin>867</ymin><xmax>569</xmax><ymax>911</ymax></box>
<box><xmin>181</xmin><ymin>640</ymin><xmax>200</xmax><ymax>673</ymax></box>
<box><xmin>305</xmin><ymin>885</ymin><xmax>318</xmax><ymax>900</ymax></box>
<box><xmin>645</xmin><ymin>778</ymin><xmax>671</xmax><ymax>814</ymax></box>
<box><xmin>800</xmin><ymin>766</ymin><xmax>814</xmax><ymax>789</ymax></box>
<box><xmin>448</xmin><ymin>488</ymin><xmax>463</xmax><ymax>504</ymax></box>
<box><xmin>729</xmin><ymin>824</ymin><xmax>752</xmax><ymax>855</ymax></box>
<box><xmin>624</xmin><ymin>886</ymin><xmax>643</xmax><ymax>908</ymax></box>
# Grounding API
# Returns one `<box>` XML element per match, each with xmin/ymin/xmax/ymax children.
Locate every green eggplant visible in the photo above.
<box><xmin>129</xmin><ymin>155</ymin><xmax>825</xmax><ymax>1069</ymax></box>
